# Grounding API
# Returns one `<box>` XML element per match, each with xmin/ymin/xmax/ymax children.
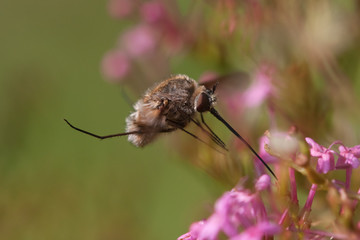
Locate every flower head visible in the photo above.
<box><xmin>101</xmin><ymin>50</ymin><xmax>131</xmax><ymax>82</ymax></box>
<box><xmin>223</xmin><ymin>65</ymin><xmax>274</xmax><ymax>113</ymax></box>
<box><xmin>140</xmin><ymin>1</ymin><xmax>167</xmax><ymax>24</ymax></box>
<box><xmin>120</xmin><ymin>25</ymin><xmax>157</xmax><ymax>57</ymax></box>
<box><xmin>255</xmin><ymin>174</ymin><xmax>271</xmax><ymax>192</ymax></box>
<box><xmin>179</xmin><ymin>188</ymin><xmax>279</xmax><ymax>240</ymax></box>
<box><xmin>177</xmin><ymin>221</ymin><xmax>206</xmax><ymax>240</ymax></box>
<box><xmin>242</xmin><ymin>65</ymin><xmax>274</xmax><ymax>108</ymax></box>
<box><xmin>337</xmin><ymin>145</ymin><xmax>360</xmax><ymax>169</ymax></box>
<box><xmin>230</xmin><ymin>222</ymin><xmax>281</xmax><ymax>240</ymax></box>
<box><xmin>305</xmin><ymin>137</ymin><xmax>335</xmax><ymax>173</ymax></box>
<box><xmin>258</xmin><ymin>135</ymin><xmax>278</xmax><ymax>164</ymax></box>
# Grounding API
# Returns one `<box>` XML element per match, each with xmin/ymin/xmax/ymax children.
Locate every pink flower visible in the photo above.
<box><xmin>258</xmin><ymin>135</ymin><xmax>278</xmax><ymax>164</ymax></box>
<box><xmin>230</xmin><ymin>222</ymin><xmax>281</xmax><ymax>240</ymax></box>
<box><xmin>179</xmin><ymin>188</ymin><xmax>277</xmax><ymax>240</ymax></box>
<box><xmin>140</xmin><ymin>1</ymin><xmax>167</xmax><ymax>24</ymax></box>
<box><xmin>107</xmin><ymin>0</ymin><xmax>134</xmax><ymax>19</ymax></box>
<box><xmin>121</xmin><ymin>25</ymin><xmax>157</xmax><ymax>57</ymax></box>
<box><xmin>305</xmin><ymin>138</ymin><xmax>335</xmax><ymax>173</ymax></box>
<box><xmin>197</xmin><ymin>215</ymin><xmax>223</xmax><ymax>240</ymax></box>
<box><xmin>255</xmin><ymin>174</ymin><xmax>271</xmax><ymax>191</ymax></box>
<box><xmin>101</xmin><ymin>50</ymin><xmax>131</xmax><ymax>82</ymax></box>
<box><xmin>337</xmin><ymin>145</ymin><xmax>360</xmax><ymax>169</ymax></box>
<box><xmin>222</xmin><ymin>65</ymin><xmax>274</xmax><ymax>114</ymax></box>
<box><xmin>177</xmin><ymin>221</ymin><xmax>206</xmax><ymax>240</ymax></box>
<box><xmin>139</xmin><ymin>1</ymin><xmax>183</xmax><ymax>52</ymax></box>
<box><xmin>177</xmin><ymin>232</ymin><xmax>192</xmax><ymax>240</ymax></box>
<box><xmin>242</xmin><ymin>65</ymin><xmax>274</xmax><ymax>108</ymax></box>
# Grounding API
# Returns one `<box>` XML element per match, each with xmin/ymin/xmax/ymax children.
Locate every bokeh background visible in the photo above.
<box><xmin>0</xmin><ymin>1</ymin><xmax>225</xmax><ymax>239</ymax></box>
<box><xmin>1</xmin><ymin>0</ymin><xmax>360</xmax><ymax>239</ymax></box>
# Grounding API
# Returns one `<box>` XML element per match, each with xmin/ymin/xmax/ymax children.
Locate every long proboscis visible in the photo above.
<box><xmin>209</xmin><ymin>108</ymin><xmax>278</xmax><ymax>180</ymax></box>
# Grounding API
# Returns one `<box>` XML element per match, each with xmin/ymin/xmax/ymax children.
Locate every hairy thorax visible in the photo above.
<box><xmin>126</xmin><ymin>75</ymin><xmax>205</xmax><ymax>147</ymax></box>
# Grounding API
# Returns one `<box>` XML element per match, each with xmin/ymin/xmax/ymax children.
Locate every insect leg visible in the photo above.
<box><xmin>166</xmin><ymin>119</ymin><xmax>225</xmax><ymax>154</ymax></box>
<box><xmin>64</xmin><ymin>119</ymin><xmax>174</xmax><ymax>140</ymax></box>
<box><xmin>200</xmin><ymin>113</ymin><xmax>227</xmax><ymax>149</ymax></box>
<box><xmin>189</xmin><ymin>117</ymin><xmax>228</xmax><ymax>151</ymax></box>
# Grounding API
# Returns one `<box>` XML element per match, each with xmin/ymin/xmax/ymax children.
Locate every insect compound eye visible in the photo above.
<box><xmin>195</xmin><ymin>92</ymin><xmax>211</xmax><ymax>112</ymax></box>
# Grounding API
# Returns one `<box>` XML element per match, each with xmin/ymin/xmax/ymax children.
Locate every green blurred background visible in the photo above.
<box><xmin>0</xmin><ymin>1</ymin><xmax>223</xmax><ymax>239</ymax></box>
<box><xmin>3</xmin><ymin>0</ymin><xmax>360</xmax><ymax>239</ymax></box>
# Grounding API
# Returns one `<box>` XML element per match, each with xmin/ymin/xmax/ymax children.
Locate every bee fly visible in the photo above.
<box><xmin>65</xmin><ymin>74</ymin><xmax>277</xmax><ymax>179</ymax></box>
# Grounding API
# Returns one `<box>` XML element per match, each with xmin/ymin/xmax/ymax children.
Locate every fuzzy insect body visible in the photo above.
<box><xmin>126</xmin><ymin>74</ymin><xmax>210</xmax><ymax>147</ymax></box>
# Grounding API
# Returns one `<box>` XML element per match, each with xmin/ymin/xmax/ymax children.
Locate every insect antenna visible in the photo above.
<box><xmin>64</xmin><ymin>119</ymin><xmax>141</xmax><ymax>139</ymax></box>
<box><xmin>209</xmin><ymin>108</ymin><xmax>277</xmax><ymax>180</ymax></box>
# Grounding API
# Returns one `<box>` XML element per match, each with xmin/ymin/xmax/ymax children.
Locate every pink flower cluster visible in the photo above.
<box><xmin>219</xmin><ymin>65</ymin><xmax>274</xmax><ymax>115</ymax></box>
<box><xmin>306</xmin><ymin>138</ymin><xmax>360</xmax><ymax>174</ymax></box>
<box><xmin>102</xmin><ymin>0</ymin><xmax>184</xmax><ymax>83</ymax></box>
<box><xmin>306</xmin><ymin>137</ymin><xmax>360</xmax><ymax>190</ymax></box>
<box><xmin>178</xmin><ymin>176</ymin><xmax>281</xmax><ymax>240</ymax></box>
<box><xmin>178</xmin><ymin>137</ymin><xmax>360</xmax><ymax>239</ymax></box>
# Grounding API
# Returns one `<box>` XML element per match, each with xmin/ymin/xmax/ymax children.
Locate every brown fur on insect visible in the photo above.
<box><xmin>126</xmin><ymin>74</ymin><xmax>212</xmax><ymax>147</ymax></box>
